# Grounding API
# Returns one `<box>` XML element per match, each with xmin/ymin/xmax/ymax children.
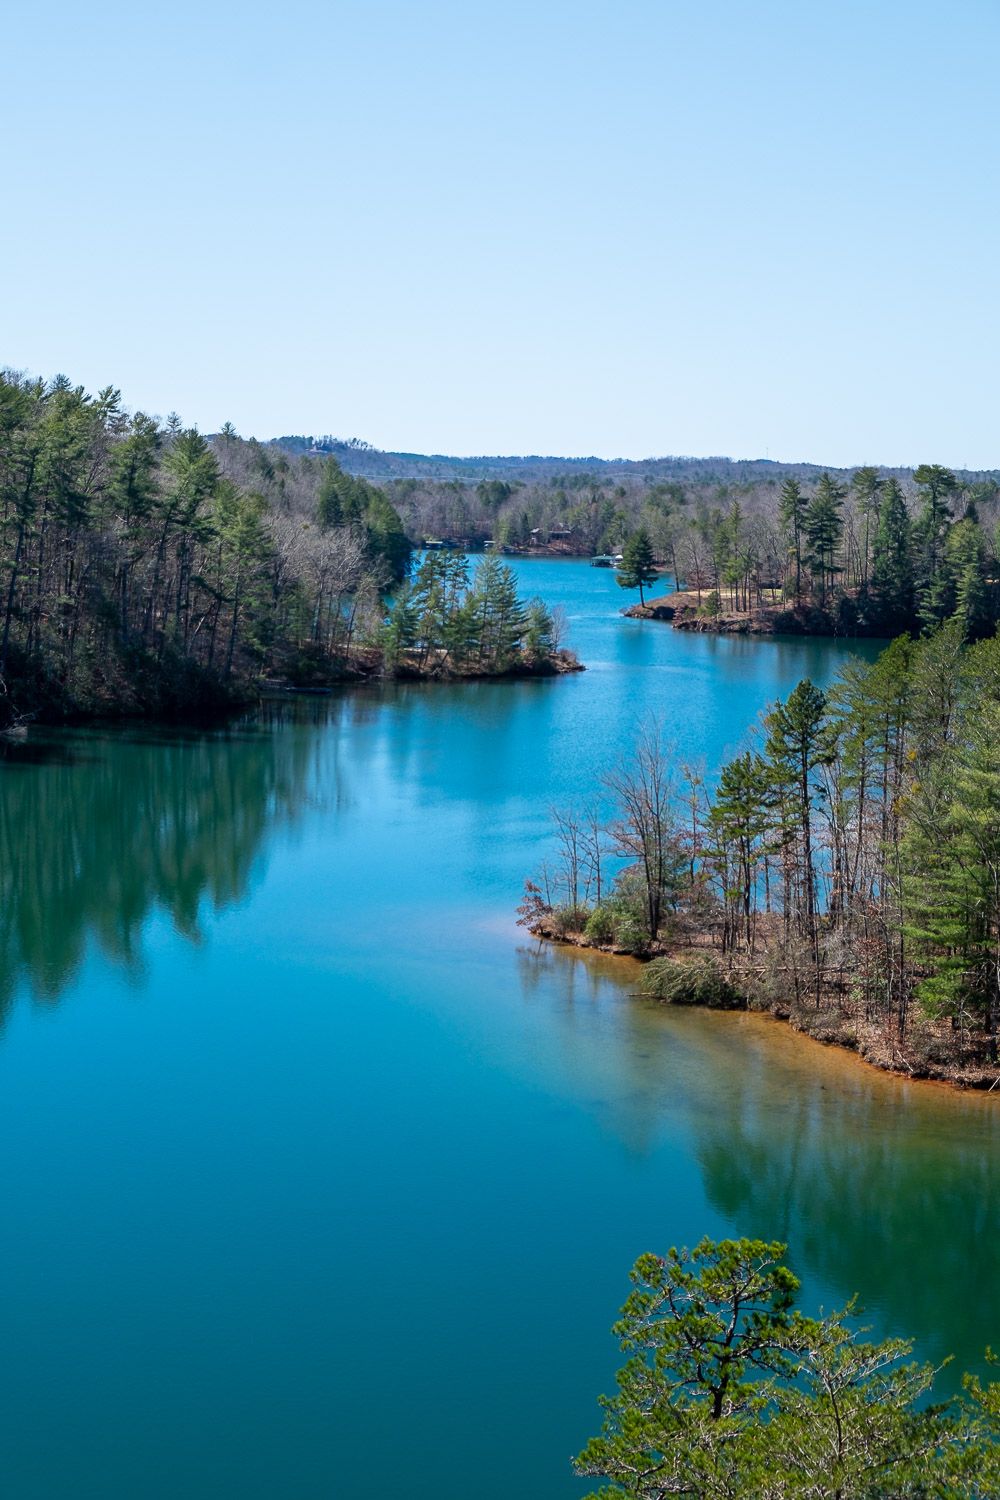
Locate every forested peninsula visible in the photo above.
<box><xmin>521</xmin><ymin>625</ymin><xmax>1000</xmax><ymax>1087</ymax></box>
<box><xmin>277</xmin><ymin>435</ymin><xmax>1000</xmax><ymax>641</ymax></box>
<box><xmin>617</xmin><ymin>465</ymin><xmax>992</xmax><ymax>640</ymax></box>
<box><xmin>0</xmin><ymin>373</ymin><xmax>574</xmax><ymax>727</ymax></box>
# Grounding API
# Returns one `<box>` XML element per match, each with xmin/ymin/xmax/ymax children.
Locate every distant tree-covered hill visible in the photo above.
<box><xmin>269</xmin><ymin>434</ymin><xmax>843</xmax><ymax>485</ymax></box>
<box><xmin>267</xmin><ymin>433</ymin><xmax>996</xmax><ymax>489</ymax></box>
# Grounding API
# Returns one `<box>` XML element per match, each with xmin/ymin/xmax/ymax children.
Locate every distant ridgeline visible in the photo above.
<box><xmin>272</xmin><ymin>434</ymin><xmax>857</xmax><ymax>482</ymax></box>
<box><xmin>274</xmin><ymin>436</ymin><xmax>1000</xmax><ymax>639</ymax></box>
<box><xmin>0</xmin><ymin>374</ymin><xmax>570</xmax><ymax>726</ymax></box>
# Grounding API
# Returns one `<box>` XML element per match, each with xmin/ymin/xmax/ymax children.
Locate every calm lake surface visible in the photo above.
<box><xmin>0</xmin><ymin>559</ymin><xmax>996</xmax><ymax>1499</ymax></box>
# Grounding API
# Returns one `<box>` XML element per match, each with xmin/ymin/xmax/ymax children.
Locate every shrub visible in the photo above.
<box><xmin>639</xmin><ymin>954</ymin><xmax>741</xmax><ymax>1008</ymax></box>
<box><xmin>551</xmin><ymin>904</ymin><xmax>590</xmax><ymax>937</ymax></box>
<box><xmin>581</xmin><ymin>893</ymin><xmax>649</xmax><ymax>954</ymax></box>
<box><xmin>583</xmin><ymin>905</ymin><xmax>616</xmax><ymax>944</ymax></box>
<box><xmin>701</xmin><ymin>590</ymin><xmax>721</xmax><ymax>618</ymax></box>
<box><xmin>612</xmin><ymin>915</ymin><xmax>648</xmax><ymax>955</ymax></box>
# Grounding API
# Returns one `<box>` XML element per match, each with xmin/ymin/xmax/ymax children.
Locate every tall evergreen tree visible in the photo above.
<box><xmin>912</xmin><ymin>463</ymin><xmax>957</xmax><ymax>630</ymax></box>
<box><xmin>709</xmin><ymin>751</ymin><xmax>773</xmax><ymax>952</ymax></box>
<box><xmin>850</xmin><ymin>465</ymin><xmax>883</xmax><ymax>592</ymax></box>
<box><xmin>869</xmin><ymin>477</ymin><xmax>913</xmax><ymax>627</ymax></box>
<box><xmin>212</xmin><ymin>484</ymin><xmax>271</xmax><ymax>675</ymax></box>
<box><xmin>903</xmin><ymin>635</ymin><xmax>1000</xmax><ymax>1055</ymax></box>
<box><xmin>778</xmin><ymin>477</ymin><xmax>808</xmax><ymax>602</ymax></box>
<box><xmin>469</xmin><ymin>555</ymin><xmax>527</xmax><ymax>669</ymax></box>
<box><xmin>316</xmin><ymin>458</ymin><xmax>346</xmax><ymax>527</ymax></box>
<box><xmin>363</xmin><ymin>490</ymin><xmax>412</xmax><ymax>583</ymax></box>
<box><xmin>575</xmin><ymin>1238</ymin><xmax>972</xmax><ymax>1500</ymax></box>
<box><xmin>764</xmin><ymin>679</ymin><xmax>835</xmax><ymax>955</ymax></box>
<box><xmin>616</xmin><ymin>528</ymin><xmax>658</xmax><ymax>605</ymax></box>
<box><xmin>947</xmin><ymin>518</ymin><xmax>988</xmax><ymax>640</ymax></box>
<box><xmin>381</xmin><ymin>580</ymin><xmax>419</xmax><ymax>669</ymax></box>
<box><xmin>522</xmin><ymin>597</ymin><xmax>557</xmax><ymax>664</ymax></box>
<box><xmin>804</xmin><ymin>474</ymin><xmax>845</xmax><ymax>605</ymax></box>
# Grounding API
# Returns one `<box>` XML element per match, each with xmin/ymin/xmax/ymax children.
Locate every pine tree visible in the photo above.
<box><xmin>903</xmin><ymin>632</ymin><xmax>1000</xmax><ymax>1055</ymax></box>
<box><xmin>850</xmin><ymin>465</ymin><xmax>883</xmax><ymax>591</ymax></box>
<box><xmin>469</xmin><ymin>556</ymin><xmax>527</xmax><ymax>669</ymax></box>
<box><xmin>913</xmin><ymin>463</ymin><xmax>957</xmax><ymax>631</ymax></box>
<box><xmin>804</xmin><ymin>474</ymin><xmax>845</xmax><ymax>606</ymax></box>
<box><xmin>410</xmin><ymin>551</ymin><xmax>449</xmax><ymax>665</ymax></box>
<box><xmin>438</xmin><ymin>552</ymin><xmax>473</xmax><ymax>665</ymax></box>
<box><xmin>363</xmin><ymin>490</ymin><xmax>412</xmax><ymax>583</ymax></box>
<box><xmin>158</xmin><ymin>429</ymin><xmax>220</xmax><ymax>649</ymax></box>
<box><xmin>522</xmin><ymin>597</ymin><xmax>556</xmax><ymax>664</ymax></box>
<box><xmin>869</xmin><ymin>476</ymin><xmax>913</xmax><ymax>627</ymax></box>
<box><xmin>778</xmin><ymin>477</ymin><xmax>808</xmax><ymax>602</ymax></box>
<box><xmin>575</xmin><ymin>1238</ymin><xmax>968</xmax><ymax>1500</ymax></box>
<box><xmin>709</xmin><ymin>751</ymin><xmax>773</xmax><ymax>952</ymax></box>
<box><xmin>948</xmin><ymin>519</ymin><xmax>987</xmax><ymax>640</ymax></box>
<box><xmin>107</xmin><ymin>412</ymin><xmax>162</xmax><ymax>645</ymax></box>
<box><xmin>381</xmin><ymin>581</ymin><xmax>419</xmax><ymax>671</ymax></box>
<box><xmin>764</xmin><ymin>679</ymin><xmax>835</xmax><ymax>956</ymax></box>
<box><xmin>212</xmin><ymin>484</ymin><xmax>272</xmax><ymax>676</ymax></box>
<box><xmin>616</xmin><ymin>528</ymin><xmax>658</xmax><ymax>605</ymax></box>
<box><xmin>316</xmin><ymin>458</ymin><xmax>346</xmax><ymax>528</ymax></box>
<box><xmin>908</xmin><ymin>618</ymin><xmax>966</xmax><ymax>767</ymax></box>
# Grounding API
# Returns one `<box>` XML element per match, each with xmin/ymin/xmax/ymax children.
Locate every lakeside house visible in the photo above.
<box><xmin>529</xmin><ymin>526</ymin><xmax>576</xmax><ymax>547</ymax></box>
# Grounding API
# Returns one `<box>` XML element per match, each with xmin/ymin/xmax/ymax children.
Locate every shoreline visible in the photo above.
<box><xmin>623</xmin><ymin>588</ymin><xmax>895</xmax><ymax>639</ymax></box>
<box><xmin>0</xmin><ymin>649</ymin><xmax>583</xmax><ymax>733</ymax></box>
<box><xmin>486</xmin><ymin>559</ymin><xmax>894</xmax><ymax>641</ymax></box>
<box><xmin>529</xmin><ymin>922</ymin><xmax>1000</xmax><ymax>1094</ymax></box>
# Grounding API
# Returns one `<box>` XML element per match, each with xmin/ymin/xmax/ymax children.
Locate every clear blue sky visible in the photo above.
<box><xmin>4</xmin><ymin>0</ymin><xmax>998</xmax><ymax>466</ymax></box>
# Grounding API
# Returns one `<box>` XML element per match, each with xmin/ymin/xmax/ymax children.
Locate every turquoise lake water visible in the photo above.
<box><xmin>0</xmin><ymin>559</ymin><xmax>996</xmax><ymax>1498</ymax></box>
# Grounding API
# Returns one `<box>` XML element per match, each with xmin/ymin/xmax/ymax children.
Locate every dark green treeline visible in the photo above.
<box><xmin>613</xmin><ymin>464</ymin><xmax>998</xmax><ymax>636</ymax></box>
<box><xmin>0</xmin><ymin>372</ymin><xmax>411</xmax><ymax>721</ymax></box>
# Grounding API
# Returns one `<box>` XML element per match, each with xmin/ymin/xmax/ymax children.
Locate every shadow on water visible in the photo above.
<box><xmin>0</xmin><ymin>680</ymin><xmax>558</xmax><ymax>1019</ymax></box>
<box><xmin>685</xmin><ymin>1011</ymin><xmax>999</xmax><ymax>1376</ymax></box>
<box><xmin>0</xmin><ymin>704</ymin><xmax>348</xmax><ymax>1016</ymax></box>
<box><xmin>0</xmin><ymin>734</ymin><xmax>89</xmax><ymax>767</ymax></box>
<box><xmin>526</xmin><ymin>938</ymin><xmax>998</xmax><ymax>1382</ymax></box>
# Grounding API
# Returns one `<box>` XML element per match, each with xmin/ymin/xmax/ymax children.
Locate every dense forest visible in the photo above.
<box><xmin>277</xmin><ymin>437</ymin><xmax>1000</xmax><ymax>639</ymax></box>
<box><xmin>522</xmin><ymin>624</ymin><xmax>1000</xmax><ymax>1084</ymax></box>
<box><xmin>5</xmin><ymin>372</ymin><xmax>995</xmax><ymax>723</ymax></box>
<box><xmin>0</xmin><ymin>374</ymin><xmax>568</xmax><ymax>726</ymax></box>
